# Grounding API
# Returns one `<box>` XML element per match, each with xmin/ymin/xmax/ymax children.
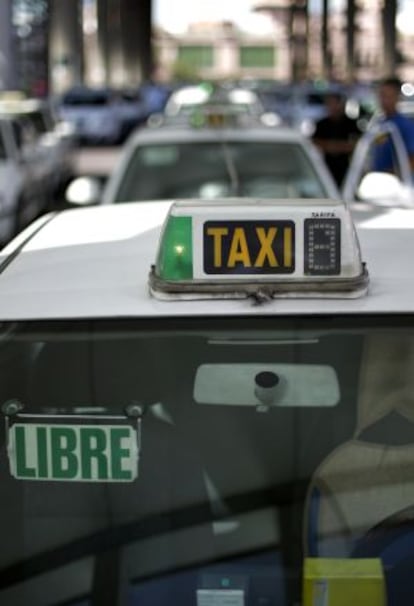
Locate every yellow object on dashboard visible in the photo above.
<box><xmin>303</xmin><ymin>558</ymin><xmax>386</xmax><ymax>606</ymax></box>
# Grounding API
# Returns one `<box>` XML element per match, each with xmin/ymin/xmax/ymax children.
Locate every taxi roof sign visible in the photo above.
<box><xmin>149</xmin><ymin>199</ymin><xmax>369</xmax><ymax>300</ymax></box>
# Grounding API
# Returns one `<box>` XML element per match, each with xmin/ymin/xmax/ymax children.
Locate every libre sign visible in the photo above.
<box><xmin>8</xmin><ymin>423</ymin><xmax>138</xmax><ymax>482</ymax></box>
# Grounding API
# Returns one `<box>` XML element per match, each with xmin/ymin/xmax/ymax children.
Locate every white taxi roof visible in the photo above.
<box><xmin>127</xmin><ymin>125</ymin><xmax>314</xmax><ymax>145</ymax></box>
<box><xmin>0</xmin><ymin>200</ymin><xmax>413</xmax><ymax>320</ymax></box>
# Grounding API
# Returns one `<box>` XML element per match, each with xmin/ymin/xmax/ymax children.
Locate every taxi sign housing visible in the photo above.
<box><xmin>149</xmin><ymin>199</ymin><xmax>369</xmax><ymax>300</ymax></box>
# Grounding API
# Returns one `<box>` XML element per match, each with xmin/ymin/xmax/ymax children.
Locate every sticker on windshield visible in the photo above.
<box><xmin>7</xmin><ymin>423</ymin><xmax>138</xmax><ymax>482</ymax></box>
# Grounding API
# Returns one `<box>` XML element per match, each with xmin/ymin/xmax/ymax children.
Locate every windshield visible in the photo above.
<box><xmin>114</xmin><ymin>141</ymin><xmax>328</xmax><ymax>202</ymax></box>
<box><xmin>0</xmin><ymin>127</ymin><xmax>6</xmax><ymax>160</ymax></box>
<box><xmin>0</xmin><ymin>315</ymin><xmax>413</xmax><ymax>605</ymax></box>
<box><xmin>22</xmin><ymin>110</ymin><xmax>49</xmax><ymax>136</ymax></box>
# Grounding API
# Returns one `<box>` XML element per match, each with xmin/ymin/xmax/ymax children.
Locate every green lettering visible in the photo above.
<box><xmin>51</xmin><ymin>428</ymin><xmax>78</xmax><ymax>479</ymax></box>
<box><xmin>36</xmin><ymin>427</ymin><xmax>48</xmax><ymax>478</ymax></box>
<box><xmin>15</xmin><ymin>426</ymin><xmax>36</xmax><ymax>478</ymax></box>
<box><xmin>110</xmin><ymin>428</ymin><xmax>132</xmax><ymax>480</ymax></box>
<box><xmin>81</xmin><ymin>428</ymin><xmax>108</xmax><ymax>480</ymax></box>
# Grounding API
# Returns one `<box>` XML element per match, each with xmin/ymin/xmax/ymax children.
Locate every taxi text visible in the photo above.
<box><xmin>204</xmin><ymin>220</ymin><xmax>295</xmax><ymax>274</ymax></box>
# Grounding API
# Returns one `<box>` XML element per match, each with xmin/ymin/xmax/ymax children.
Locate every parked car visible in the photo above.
<box><xmin>65</xmin><ymin>109</ymin><xmax>338</xmax><ymax>206</ymax></box>
<box><xmin>283</xmin><ymin>82</ymin><xmax>375</xmax><ymax>137</ymax></box>
<box><xmin>111</xmin><ymin>88</ymin><xmax>151</xmax><ymax>141</ymax></box>
<box><xmin>160</xmin><ymin>83</ymin><xmax>282</xmax><ymax>127</ymax></box>
<box><xmin>58</xmin><ymin>86</ymin><xmax>124</xmax><ymax>145</ymax></box>
<box><xmin>343</xmin><ymin>120</ymin><xmax>414</xmax><ymax>210</ymax></box>
<box><xmin>0</xmin><ymin>115</ymin><xmax>48</xmax><ymax>244</ymax></box>
<box><xmin>0</xmin><ymin>96</ymin><xmax>76</xmax><ymax>200</ymax></box>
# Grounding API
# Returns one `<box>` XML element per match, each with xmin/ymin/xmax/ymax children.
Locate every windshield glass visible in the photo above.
<box><xmin>114</xmin><ymin>141</ymin><xmax>328</xmax><ymax>202</ymax></box>
<box><xmin>22</xmin><ymin>110</ymin><xmax>49</xmax><ymax>136</ymax></box>
<box><xmin>62</xmin><ymin>91</ymin><xmax>110</xmax><ymax>107</ymax></box>
<box><xmin>0</xmin><ymin>315</ymin><xmax>412</xmax><ymax>605</ymax></box>
<box><xmin>0</xmin><ymin>127</ymin><xmax>6</xmax><ymax>160</ymax></box>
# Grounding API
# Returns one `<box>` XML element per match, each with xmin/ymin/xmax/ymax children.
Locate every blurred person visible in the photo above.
<box><xmin>373</xmin><ymin>76</ymin><xmax>414</xmax><ymax>174</ymax></box>
<box><xmin>140</xmin><ymin>66</ymin><xmax>171</xmax><ymax>116</ymax></box>
<box><xmin>312</xmin><ymin>92</ymin><xmax>362</xmax><ymax>186</ymax></box>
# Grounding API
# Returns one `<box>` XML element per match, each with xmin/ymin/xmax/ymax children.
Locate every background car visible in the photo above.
<box><xmin>341</xmin><ymin>119</ymin><xmax>414</xmax><ymax>230</ymax></box>
<box><xmin>66</xmin><ymin>110</ymin><xmax>339</xmax><ymax>207</ymax></box>
<box><xmin>0</xmin><ymin>115</ymin><xmax>48</xmax><ymax>243</ymax></box>
<box><xmin>160</xmin><ymin>83</ymin><xmax>282</xmax><ymax>127</ymax></box>
<box><xmin>58</xmin><ymin>86</ymin><xmax>124</xmax><ymax>145</ymax></box>
<box><xmin>276</xmin><ymin>81</ymin><xmax>376</xmax><ymax>137</ymax></box>
<box><xmin>0</xmin><ymin>95</ymin><xmax>76</xmax><ymax>201</ymax></box>
<box><xmin>111</xmin><ymin>87</ymin><xmax>152</xmax><ymax>142</ymax></box>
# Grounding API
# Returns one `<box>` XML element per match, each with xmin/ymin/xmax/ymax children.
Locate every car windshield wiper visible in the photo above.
<box><xmin>220</xmin><ymin>141</ymin><xmax>240</xmax><ymax>195</ymax></box>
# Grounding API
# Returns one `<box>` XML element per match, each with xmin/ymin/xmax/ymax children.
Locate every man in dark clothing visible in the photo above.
<box><xmin>313</xmin><ymin>93</ymin><xmax>362</xmax><ymax>186</ymax></box>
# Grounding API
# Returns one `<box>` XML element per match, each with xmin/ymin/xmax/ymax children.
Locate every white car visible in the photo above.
<box><xmin>0</xmin><ymin>97</ymin><xmax>76</xmax><ymax>201</ymax></box>
<box><xmin>58</xmin><ymin>87</ymin><xmax>124</xmax><ymax>145</ymax></box>
<box><xmin>66</xmin><ymin>120</ymin><xmax>340</xmax><ymax>206</ymax></box>
<box><xmin>0</xmin><ymin>115</ymin><xmax>48</xmax><ymax>244</ymax></box>
<box><xmin>341</xmin><ymin>119</ymin><xmax>414</xmax><ymax>223</ymax></box>
<box><xmin>66</xmin><ymin>108</ymin><xmax>414</xmax><ymax>223</ymax></box>
<box><xmin>164</xmin><ymin>85</ymin><xmax>263</xmax><ymax>115</ymax></box>
<box><xmin>0</xmin><ymin>195</ymin><xmax>411</xmax><ymax>605</ymax></box>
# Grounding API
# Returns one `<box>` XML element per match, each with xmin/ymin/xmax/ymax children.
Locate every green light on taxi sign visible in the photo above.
<box><xmin>156</xmin><ymin>215</ymin><xmax>193</xmax><ymax>280</ymax></box>
<box><xmin>8</xmin><ymin>424</ymin><xmax>138</xmax><ymax>482</ymax></box>
<box><xmin>190</xmin><ymin>111</ymin><xmax>206</xmax><ymax>128</ymax></box>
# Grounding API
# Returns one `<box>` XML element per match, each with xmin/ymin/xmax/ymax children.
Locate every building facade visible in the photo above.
<box><xmin>154</xmin><ymin>0</ymin><xmax>414</xmax><ymax>84</ymax></box>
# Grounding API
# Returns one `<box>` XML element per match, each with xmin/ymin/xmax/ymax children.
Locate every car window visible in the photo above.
<box><xmin>16</xmin><ymin>116</ymin><xmax>39</xmax><ymax>146</ymax></box>
<box><xmin>119</xmin><ymin>89</ymin><xmax>143</xmax><ymax>103</ymax></box>
<box><xmin>306</xmin><ymin>93</ymin><xmax>326</xmax><ymax>106</ymax></box>
<box><xmin>10</xmin><ymin>119</ymin><xmax>38</xmax><ymax>149</ymax></box>
<box><xmin>62</xmin><ymin>91</ymin><xmax>110</xmax><ymax>106</ymax></box>
<box><xmin>114</xmin><ymin>141</ymin><xmax>329</xmax><ymax>202</ymax></box>
<box><xmin>0</xmin><ymin>126</ymin><xmax>7</xmax><ymax>160</ymax></box>
<box><xmin>24</xmin><ymin>110</ymin><xmax>49</xmax><ymax>135</ymax></box>
<box><xmin>0</xmin><ymin>316</ymin><xmax>412</xmax><ymax>604</ymax></box>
